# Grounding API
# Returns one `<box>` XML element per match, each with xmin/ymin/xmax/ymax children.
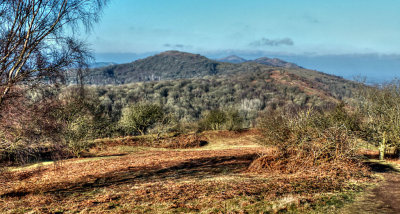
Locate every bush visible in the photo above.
<box><xmin>148</xmin><ymin>113</ymin><xmax>179</xmax><ymax>138</ymax></box>
<box><xmin>64</xmin><ymin>115</ymin><xmax>95</xmax><ymax>157</ymax></box>
<box><xmin>119</xmin><ymin>103</ymin><xmax>164</xmax><ymax>135</ymax></box>
<box><xmin>255</xmin><ymin>104</ymin><xmax>361</xmax><ymax>172</ymax></box>
<box><xmin>200</xmin><ymin>109</ymin><xmax>227</xmax><ymax>131</ymax></box>
<box><xmin>58</xmin><ymin>87</ymin><xmax>113</xmax><ymax>157</ymax></box>
<box><xmin>198</xmin><ymin>109</ymin><xmax>244</xmax><ymax>131</ymax></box>
<box><xmin>0</xmin><ymin>90</ymin><xmax>67</xmax><ymax>165</ymax></box>
<box><xmin>225</xmin><ymin>109</ymin><xmax>244</xmax><ymax>131</ymax></box>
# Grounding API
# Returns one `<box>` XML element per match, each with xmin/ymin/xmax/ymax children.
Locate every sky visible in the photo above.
<box><xmin>84</xmin><ymin>0</ymin><xmax>400</xmax><ymax>82</ymax></box>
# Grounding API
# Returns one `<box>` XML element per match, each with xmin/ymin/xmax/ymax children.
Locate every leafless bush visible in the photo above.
<box><xmin>253</xmin><ymin>104</ymin><xmax>362</xmax><ymax>173</ymax></box>
<box><xmin>0</xmin><ymin>85</ymin><xmax>113</xmax><ymax>164</ymax></box>
<box><xmin>0</xmin><ymin>87</ymin><xmax>66</xmax><ymax>166</ymax></box>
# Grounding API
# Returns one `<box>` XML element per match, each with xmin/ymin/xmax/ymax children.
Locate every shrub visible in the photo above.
<box><xmin>255</xmin><ymin>104</ymin><xmax>361</xmax><ymax>173</ymax></box>
<box><xmin>148</xmin><ymin>113</ymin><xmax>178</xmax><ymax>138</ymax></box>
<box><xmin>199</xmin><ymin>109</ymin><xmax>227</xmax><ymax>131</ymax></box>
<box><xmin>64</xmin><ymin>115</ymin><xmax>95</xmax><ymax>157</ymax></box>
<box><xmin>119</xmin><ymin>103</ymin><xmax>164</xmax><ymax>135</ymax></box>
<box><xmin>225</xmin><ymin>109</ymin><xmax>244</xmax><ymax>131</ymax></box>
<box><xmin>0</xmin><ymin>90</ymin><xmax>66</xmax><ymax>165</ymax></box>
<box><xmin>198</xmin><ymin>108</ymin><xmax>244</xmax><ymax>131</ymax></box>
<box><xmin>58</xmin><ymin>87</ymin><xmax>112</xmax><ymax>157</ymax></box>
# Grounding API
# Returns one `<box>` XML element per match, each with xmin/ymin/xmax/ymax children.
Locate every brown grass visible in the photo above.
<box><xmin>0</xmin><ymin>130</ymin><xmax>372</xmax><ymax>213</ymax></box>
<box><xmin>249</xmin><ymin>152</ymin><xmax>370</xmax><ymax>176</ymax></box>
<box><xmin>93</xmin><ymin>133</ymin><xmax>207</xmax><ymax>149</ymax></box>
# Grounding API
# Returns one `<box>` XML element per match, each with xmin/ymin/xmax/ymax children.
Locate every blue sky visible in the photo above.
<box><xmin>86</xmin><ymin>0</ymin><xmax>400</xmax><ymax>82</ymax></box>
<box><xmin>88</xmin><ymin>0</ymin><xmax>400</xmax><ymax>55</ymax></box>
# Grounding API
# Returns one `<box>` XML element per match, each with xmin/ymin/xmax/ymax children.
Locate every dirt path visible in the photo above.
<box><xmin>340</xmin><ymin>161</ymin><xmax>400</xmax><ymax>214</ymax></box>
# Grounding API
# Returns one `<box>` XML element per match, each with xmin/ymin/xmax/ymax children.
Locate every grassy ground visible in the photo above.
<box><xmin>0</xmin><ymin>130</ymin><xmax>372</xmax><ymax>213</ymax></box>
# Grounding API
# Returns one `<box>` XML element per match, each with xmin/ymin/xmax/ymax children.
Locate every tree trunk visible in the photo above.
<box><xmin>397</xmin><ymin>147</ymin><xmax>400</xmax><ymax>160</ymax></box>
<box><xmin>0</xmin><ymin>86</ymin><xmax>10</xmax><ymax>108</ymax></box>
<box><xmin>379</xmin><ymin>131</ymin><xmax>387</xmax><ymax>161</ymax></box>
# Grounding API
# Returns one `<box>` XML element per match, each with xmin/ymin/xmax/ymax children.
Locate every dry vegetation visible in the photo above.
<box><xmin>0</xmin><ymin>130</ymin><xmax>373</xmax><ymax>213</ymax></box>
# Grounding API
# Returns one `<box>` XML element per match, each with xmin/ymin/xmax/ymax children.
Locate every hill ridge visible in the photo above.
<box><xmin>83</xmin><ymin>51</ymin><xmax>347</xmax><ymax>94</ymax></box>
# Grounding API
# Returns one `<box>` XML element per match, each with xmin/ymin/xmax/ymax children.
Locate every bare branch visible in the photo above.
<box><xmin>0</xmin><ymin>0</ymin><xmax>109</xmax><ymax>107</ymax></box>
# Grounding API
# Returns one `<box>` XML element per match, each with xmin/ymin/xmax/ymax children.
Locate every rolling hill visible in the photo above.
<box><xmin>80</xmin><ymin>51</ymin><xmax>358</xmax><ymax>124</ymax></box>
<box><xmin>85</xmin><ymin>51</ymin><xmax>225</xmax><ymax>84</ymax></box>
<box><xmin>84</xmin><ymin>51</ymin><xmax>346</xmax><ymax>88</ymax></box>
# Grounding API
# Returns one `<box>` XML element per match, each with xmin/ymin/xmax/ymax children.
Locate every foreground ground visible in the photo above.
<box><xmin>339</xmin><ymin>160</ymin><xmax>400</xmax><ymax>214</ymax></box>
<box><xmin>0</xmin><ymin>130</ymin><xmax>392</xmax><ymax>213</ymax></box>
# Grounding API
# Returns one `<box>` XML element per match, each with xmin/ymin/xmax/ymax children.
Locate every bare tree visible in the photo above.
<box><xmin>0</xmin><ymin>0</ymin><xmax>108</xmax><ymax>165</ymax></box>
<box><xmin>0</xmin><ymin>0</ymin><xmax>108</xmax><ymax>108</ymax></box>
<box><xmin>357</xmin><ymin>81</ymin><xmax>400</xmax><ymax>160</ymax></box>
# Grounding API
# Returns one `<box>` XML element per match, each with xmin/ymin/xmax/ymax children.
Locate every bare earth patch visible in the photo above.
<box><xmin>340</xmin><ymin>161</ymin><xmax>400</xmax><ymax>214</ymax></box>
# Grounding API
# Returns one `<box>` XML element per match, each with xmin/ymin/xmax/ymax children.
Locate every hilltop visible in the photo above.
<box><xmin>85</xmin><ymin>51</ymin><xmax>227</xmax><ymax>84</ymax></box>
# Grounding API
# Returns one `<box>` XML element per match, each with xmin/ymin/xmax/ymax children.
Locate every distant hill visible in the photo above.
<box><xmin>253</xmin><ymin>57</ymin><xmax>302</xmax><ymax>69</ymax></box>
<box><xmin>79</xmin><ymin>50</ymin><xmax>359</xmax><ymax>123</ymax></box>
<box><xmin>83</xmin><ymin>51</ymin><xmax>356</xmax><ymax>102</ymax></box>
<box><xmin>218</xmin><ymin>55</ymin><xmax>247</xmax><ymax>64</ymax></box>
<box><xmin>84</xmin><ymin>51</ymin><xmax>308</xmax><ymax>85</ymax></box>
<box><xmin>85</xmin><ymin>51</ymin><xmax>237</xmax><ymax>84</ymax></box>
<box><xmin>216</xmin><ymin>55</ymin><xmax>301</xmax><ymax>69</ymax></box>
